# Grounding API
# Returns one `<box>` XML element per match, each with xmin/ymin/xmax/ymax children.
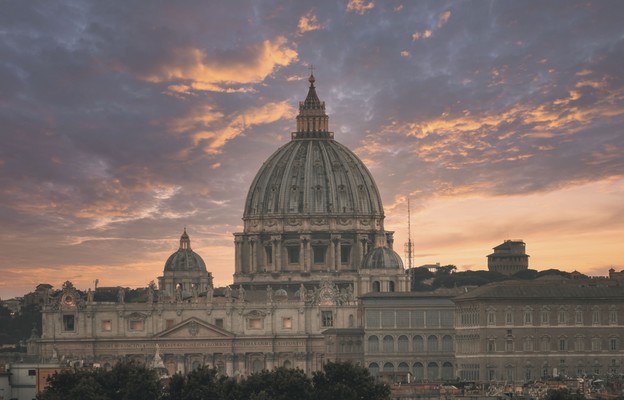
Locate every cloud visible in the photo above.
<box><xmin>174</xmin><ymin>101</ymin><xmax>296</xmax><ymax>154</ymax></box>
<box><xmin>412</xmin><ymin>30</ymin><xmax>432</xmax><ymax>41</ymax></box>
<box><xmin>140</xmin><ymin>37</ymin><xmax>298</xmax><ymax>92</ymax></box>
<box><xmin>346</xmin><ymin>0</ymin><xmax>375</xmax><ymax>15</ymax></box>
<box><xmin>298</xmin><ymin>11</ymin><xmax>323</xmax><ymax>34</ymax></box>
<box><xmin>437</xmin><ymin>10</ymin><xmax>451</xmax><ymax>28</ymax></box>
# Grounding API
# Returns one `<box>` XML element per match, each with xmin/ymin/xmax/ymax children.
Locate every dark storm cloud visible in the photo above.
<box><xmin>1</xmin><ymin>0</ymin><xmax>623</xmax><ymax>296</ymax></box>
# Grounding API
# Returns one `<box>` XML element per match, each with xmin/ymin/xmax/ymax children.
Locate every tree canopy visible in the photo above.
<box><xmin>38</xmin><ymin>360</ymin><xmax>391</xmax><ymax>400</ymax></box>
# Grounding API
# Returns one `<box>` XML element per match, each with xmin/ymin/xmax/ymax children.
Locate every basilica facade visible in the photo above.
<box><xmin>35</xmin><ymin>76</ymin><xmax>624</xmax><ymax>384</ymax></box>
<box><xmin>36</xmin><ymin>75</ymin><xmax>411</xmax><ymax>377</ymax></box>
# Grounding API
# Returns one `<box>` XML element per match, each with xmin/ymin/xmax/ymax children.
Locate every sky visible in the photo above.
<box><xmin>1</xmin><ymin>0</ymin><xmax>623</xmax><ymax>299</ymax></box>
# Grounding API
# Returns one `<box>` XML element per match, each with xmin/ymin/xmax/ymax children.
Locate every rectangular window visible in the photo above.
<box><xmin>282</xmin><ymin>317</ymin><xmax>292</xmax><ymax>329</ymax></box>
<box><xmin>575</xmin><ymin>310</ymin><xmax>583</xmax><ymax>325</ymax></box>
<box><xmin>487</xmin><ymin>311</ymin><xmax>495</xmax><ymax>325</ymax></box>
<box><xmin>321</xmin><ymin>311</ymin><xmax>333</xmax><ymax>327</ymax></box>
<box><xmin>610</xmin><ymin>309</ymin><xmax>618</xmax><ymax>325</ymax></box>
<box><xmin>541</xmin><ymin>310</ymin><xmax>549</xmax><ymax>325</ymax></box>
<box><xmin>101</xmin><ymin>320</ymin><xmax>112</xmax><ymax>332</ymax></box>
<box><xmin>505</xmin><ymin>311</ymin><xmax>513</xmax><ymax>325</ymax></box>
<box><xmin>248</xmin><ymin>318</ymin><xmax>263</xmax><ymax>329</ymax></box>
<box><xmin>488</xmin><ymin>369</ymin><xmax>496</xmax><ymax>381</ymax></box>
<box><xmin>381</xmin><ymin>311</ymin><xmax>394</xmax><ymax>327</ymax></box>
<box><xmin>559</xmin><ymin>339</ymin><xmax>567</xmax><ymax>351</ymax></box>
<box><xmin>313</xmin><ymin>246</ymin><xmax>326</xmax><ymax>264</ymax></box>
<box><xmin>265</xmin><ymin>246</ymin><xmax>273</xmax><ymax>265</ymax></box>
<box><xmin>610</xmin><ymin>338</ymin><xmax>618</xmax><ymax>351</ymax></box>
<box><xmin>488</xmin><ymin>340</ymin><xmax>496</xmax><ymax>353</ymax></box>
<box><xmin>28</xmin><ymin>369</ymin><xmax>36</xmax><ymax>376</ymax></box>
<box><xmin>505</xmin><ymin>340</ymin><xmax>514</xmax><ymax>352</ymax></box>
<box><xmin>129</xmin><ymin>320</ymin><xmax>144</xmax><ymax>331</ymax></box>
<box><xmin>63</xmin><ymin>315</ymin><xmax>75</xmax><ymax>331</ymax></box>
<box><xmin>592</xmin><ymin>310</ymin><xmax>600</xmax><ymax>325</ymax></box>
<box><xmin>287</xmin><ymin>246</ymin><xmax>299</xmax><ymax>264</ymax></box>
<box><xmin>340</xmin><ymin>245</ymin><xmax>351</xmax><ymax>264</ymax></box>
<box><xmin>166</xmin><ymin>319</ymin><xmax>175</xmax><ymax>329</ymax></box>
<box><xmin>592</xmin><ymin>338</ymin><xmax>601</xmax><ymax>351</ymax></box>
<box><xmin>215</xmin><ymin>318</ymin><xmax>224</xmax><ymax>328</ymax></box>
<box><xmin>558</xmin><ymin>310</ymin><xmax>566</xmax><ymax>324</ymax></box>
<box><xmin>366</xmin><ymin>310</ymin><xmax>380</xmax><ymax>328</ymax></box>
<box><xmin>524</xmin><ymin>311</ymin><xmax>533</xmax><ymax>325</ymax></box>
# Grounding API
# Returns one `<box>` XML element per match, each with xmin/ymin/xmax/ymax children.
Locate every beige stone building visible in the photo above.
<box><xmin>36</xmin><ymin>75</ymin><xmax>408</xmax><ymax>377</ymax></box>
<box><xmin>487</xmin><ymin>240</ymin><xmax>529</xmax><ymax>276</ymax></box>
<box><xmin>33</xmin><ymin>76</ymin><xmax>624</xmax><ymax>385</ymax></box>
<box><xmin>454</xmin><ymin>276</ymin><xmax>624</xmax><ymax>382</ymax></box>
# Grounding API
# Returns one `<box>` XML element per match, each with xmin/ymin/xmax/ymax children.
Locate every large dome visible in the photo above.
<box><xmin>244</xmin><ymin>75</ymin><xmax>383</xmax><ymax>220</ymax></box>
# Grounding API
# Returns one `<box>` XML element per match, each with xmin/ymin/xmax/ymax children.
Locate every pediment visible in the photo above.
<box><xmin>154</xmin><ymin>317</ymin><xmax>234</xmax><ymax>339</ymax></box>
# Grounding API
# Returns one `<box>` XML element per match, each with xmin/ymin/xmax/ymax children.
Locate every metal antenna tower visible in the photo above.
<box><xmin>404</xmin><ymin>198</ymin><xmax>413</xmax><ymax>269</ymax></box>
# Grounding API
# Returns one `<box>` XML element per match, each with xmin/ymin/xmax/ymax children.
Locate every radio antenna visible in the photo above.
<box><xmin>404</xmin><ymin>198</ymin><xmax>413</xmax><ymax>269</ymax></box>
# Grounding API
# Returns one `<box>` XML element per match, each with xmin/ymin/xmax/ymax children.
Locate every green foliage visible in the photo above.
<box><xmin>37</xmin><ymin>361</ymin><xmax>161</xmax><ymax>400</ymax></box>
<box><xmin>543</xmin><ymin>388</ymin><xmax>586</xmax><ymax>400</ymax></box>
<box><xmin>38</xmin><ymin>360</ymin><xmax>390</xmax><ymax>400</ymax></box>
<box><xmin>241</xmin><ymin>367</ymin><xmax>313</xmax><ymax>400</ymax></box>
<box><xmin>0</xmin><ymin>303</ymin><xmax>42</xmax><ymax>345</ymax></box>
<box><xmin>312</xmin><ymin>361</ymin><xmax>390</xmax><ymax>400</ymax></box>
<box><xmin>432</xmin><ymin>270</ymin><xmax>506</xmax><ymax>289</ymax></box>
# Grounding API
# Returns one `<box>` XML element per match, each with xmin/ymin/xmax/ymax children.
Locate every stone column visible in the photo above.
<box><xmin>225</xmin><ymin>353</ymin><xmax>234</xmax><ymax>376</ymax></box>
<box><xmin>300</xmin><ymin>235</ymin><xmax>311</xmax><ymax>272</ymax></box>
<box><xmin>265</xmin><ymin>352</ymin><xmax>275</xmax><ymax>370</ymax></box>
<box><xmin>247</xmin><ymin>237</ymin><xmax>255</xmax><ymax>273</ymax></box>
<box><xmin>271</xmin><ymin>235</ymin><xmax>282</xmax><ymax>271</ymax></box>
<box><xmin>330</xmin><ymin>235</ymin><xmax>340</xmax><ymax>271</ymax></box>
<box><xmin>235</xmin><ymin>236</ymin><xmax>243</xmax><ymax>273</ymax></box>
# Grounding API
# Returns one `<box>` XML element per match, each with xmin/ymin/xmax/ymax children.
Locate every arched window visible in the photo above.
<box><xmin>368</xmin><ymin>335</ymin><xmax>379</xmax><ymax>352</ymax></box>
<box><xmin>283</xmin><ymin>360</ymin><xmax>292</xmax><ymax>368</ymax></box>
<box><xmin>369</xmin><ymin>362</ymin><xmax>379</xmax><ymax>377</ymax></box>
<box><xmin>442</xmin><ymin>362</ymin><xmax>454</xmax><ymax>380</ymax></box>
<box><xmin>348</xmin><ymin>314</ymin><xmax>355</xmax><ymax>327</ymax></box>
<box><xmin>192</xmin><ymin>360</ymin><xmax>201</xmax><ymax>371</ymax></box>
<box><xmin>427</xmin><ymin>335</ymin><xmax>438</xmax><ymax>352</ymax></box>
<box><xmin>383</xmin><ymin>335</ymin><xmax>394</xmax><ymax>353</ymax></box>
<box><xmin>398</xmin><ymin>362</ymin><xmax>409</xmax><ymax>372</ymax></box>
<box><xmin>413</xmin><ymin>335</ymin><xmax>424</xmax><ymax>352</ymax></box>
<box><xmin>383</xmin><ymin>362</ymin><xmax>394</xmax><ymax>372</ymax></box>
<box><xmin>427</xmin><ymin>362</ymin><xmax>439</xmax><ymax>380</ymax></box>
<box><xmin>442</xmin><ymin>335</ymin><xmax>453</xmax><ymax>352</ymax></box>
<box><xmin>372</xmin><ymin>281</ymin><xmax>381</xmax><ymax>292</ymax></box>
<box><xmin>252</xmin><ymin>359</ymin><xmax>263</xmax><ymax>373</ymax></box>
<box><xmin>398</xmin><ymin>335</ymin><xmax>409</xmax><ymax>352</ymax></box>
<box><xmin>413</xmin><ymin>362</ymin><xmax>424</xmax><ymax>381</ymax></box>
<box><xmin>388</xmin><ymin>281</ymin><xmax>395</xmax><ymax>292</ymax></box>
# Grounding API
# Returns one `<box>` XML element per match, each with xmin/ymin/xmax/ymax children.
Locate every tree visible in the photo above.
<box><xmin>163</xmin><ymin>367</ymin><xmax>230</xmax><ymax>400</ymax></box>
<box><xmin>240</xmin><ymin>367</ymin><xmax>313</xmax><ymax>400</ymax></box>
<box><xmin>543</xmin><ymin>388</ymin><xmax>586</xmax><ymax>400</ymax></box>
<box><xmin>37</xmin><ymin>361</ymin><xmax>162</xmax><ymax>400</ymax></box>
<box><xmin>312</xmin><ymin>361</ymin><xmax>390</xmax><ymax>400</ymax></box>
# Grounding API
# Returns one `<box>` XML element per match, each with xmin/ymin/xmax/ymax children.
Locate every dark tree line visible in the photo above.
<box><xmin>37</xmin><ymin>360</ymin><xmax>391</xmax><ymax>400</ymax></box>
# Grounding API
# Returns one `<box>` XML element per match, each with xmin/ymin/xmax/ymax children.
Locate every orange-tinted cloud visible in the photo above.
<box><xmin>437</xmin><ymin>10</ymin><xmax>451</xmax><ymax>28</ymax></box>
<box><xmin>347</xmin><ymin>0</ymin><xmax>375</xmax><ymax>15</ymax></box>
<box><xmin>298</xmin><ymin>11</ymin><xmax>323</xmax><ymax>33</ymax></box>
<box><xmin>141</xmin><ymin>37</ymin><xmax>298</xmax><ymax>92</ymax></box>
<box><xmin>179</xmin><ymin>101</ymin><xmax>295</xmax><ymax>154</ymax></box>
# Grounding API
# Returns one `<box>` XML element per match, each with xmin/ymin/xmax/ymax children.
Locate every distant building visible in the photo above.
<box><xmin>487</xmin><ymin>240</ymin><xmax>529</xmax><ymax>276</ymax></box>
<box><xmin>454</xmin><ymin>275</ymin><xmax>624</xmax><ymax>382</ymax></box>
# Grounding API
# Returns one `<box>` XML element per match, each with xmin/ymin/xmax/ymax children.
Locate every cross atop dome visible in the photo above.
<box><xmin>293</xmin><ymin>72</ymin><xmax>333</xmax><ymax>139</ymax></box>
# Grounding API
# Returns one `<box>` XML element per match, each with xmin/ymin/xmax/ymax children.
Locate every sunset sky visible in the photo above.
<box><xmin>1</xmin><ymin>1</ymin><xmax>623</xmax><ymax>299</ymax></box>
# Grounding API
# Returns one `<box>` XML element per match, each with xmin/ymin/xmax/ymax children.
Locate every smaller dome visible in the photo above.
<box><xmin>361</xmin><ymin>247</ymin><xmax>404</xmax><ymax>269</ymax></box>
<box><xmin>164</xmin><ymin>229</ymin><xmax>207</xmax><ymax>272</ymax></box>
